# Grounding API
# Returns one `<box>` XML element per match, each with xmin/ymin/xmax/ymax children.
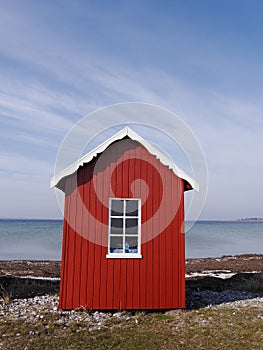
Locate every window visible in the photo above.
<box><xmin>106</xmin><ymin>198</ymin><xmax>142</xmax><ymax>258</ymax></box>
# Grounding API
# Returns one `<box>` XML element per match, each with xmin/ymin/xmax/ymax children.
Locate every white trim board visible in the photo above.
<box><xmin>107</xmin><ymin>198</ymin><xmax>141</xmax><ymax>258</ymax></box>
<box><xmin>50</xmin><ymin>126</ymin><xmax>199</xmax><ymax>191</ymax></box>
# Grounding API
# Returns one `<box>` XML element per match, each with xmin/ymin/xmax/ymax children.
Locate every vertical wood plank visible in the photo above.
<box><xmin>140</xmin><ymin>153</ymin><xmax>147</xmax><ymax>309</ymax></box>
<box><xmin>72</xmin><ymin>169</ymin><xmax>83</xmax><ymax>308</ymax></box>
<box><xmin>179</xmin><ymin>181</ymin><xmax>185</xmax><ymax>307</ymax></box>
<box><xmin>159</xmin><ymin>165</ymin><xmax>166</xmax><ymax>308</ymax></box>
<box><xmin>86</xmin><ymin>163</ymin><xmax>96</xmax><ymax>309</ymax></box>
<box><xmin>59</xmin><ymin>180</ymin><xmax>70</xmax><ymax>309</ymax></box>
<box><xmin>132</xmin><ymin>152</ymin><xmax>141</xmax><ymax>309</ymax></box>
<box><xmin>145</xmin><ymin>152</ymin><xmax>154</xmax><ymax>309</ymax></box>
<box><xmin>152</xmin><ymin>156</ymin><xmax>160</xmax><ymax>309</ymax></box>
<box><xmin>92</xmin><ymin>166</ymin><xmax>101</xmax><ymax>309</ymax></box>
<box><xmin>66</xmin><ymin>176</ymin><xmax>77</xmax><ymax>309</ymax></box>
<box><xmin>165</xmin><ymin>169</ymin><xmax>173</xmax><ymax>308</ymax></box>
<box><xmin>112</xmin><ymin>259</ymin><xmax>121</xmax><ymax>309</ymax></box>
<box><xmin>125</xmin><ymin>156</ymin><xmax>135</xmax><ymax>309</ymax></box>
<box><xmin>105</xmin><ymin>146</ymin><xmax>116</xmax><ymax>309</ymax></box>
<box><xmin>173</xmin><ymin>171</ymin><xmax>179</xmax><ymax>308</ymax></box>
<box><xmin>99</xmin><ymin>161</ymin><xmax>108</xmax><ymax>310</ymax></box>
<box><xmin>79</xmin><ymin>166</ymin><xmax>89</xmax><ymax>308</ymax></box>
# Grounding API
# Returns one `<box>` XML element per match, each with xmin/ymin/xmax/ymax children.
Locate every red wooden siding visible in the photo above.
<box><xmin>59</xmin><ymin>139</ymin><xmax>186</xmax><ymax>310</ymax></box>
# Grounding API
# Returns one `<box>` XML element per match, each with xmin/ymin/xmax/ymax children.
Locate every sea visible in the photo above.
<box><xmin>0</xmin><ymin>219</ymin><xmax>262</xmax><ymax>260</ymax></box>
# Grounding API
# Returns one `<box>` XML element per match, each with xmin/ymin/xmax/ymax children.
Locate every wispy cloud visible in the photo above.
<box><xmin>0</xmin><ymin>1</ymin><xmax>262</xmax><ymax>219</ymax></box>
<box><xmin>0</xmin><ymin>152</ymin><xmax>52</xmax><ymax>178</ymax></box>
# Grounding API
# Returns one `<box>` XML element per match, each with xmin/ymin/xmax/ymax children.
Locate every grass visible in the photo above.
<box><xmin>0</xmin><ymin>283</ymin><xmax>12</xmax><ymax>303</ymax></box>
<box><xmin>0</xmin><ymin>304</ymin><xmax>262</xmax><ymax>349</ymax></box>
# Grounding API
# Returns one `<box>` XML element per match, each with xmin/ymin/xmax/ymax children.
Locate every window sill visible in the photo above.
<box><xmin>106</xmin><ymin>253</ymin><xmax>142</xmax><ymax>259</ymax></box>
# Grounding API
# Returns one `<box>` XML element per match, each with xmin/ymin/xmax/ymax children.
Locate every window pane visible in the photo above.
<box><xmin>110</xmin><ymin>236</ymin><xmax>123</xmax><ymax>253</ymax></box>
<box><xmin>125</xmin><ymin>218</ymin><xmax>138</xmax><ymax>235</ymax></box>
<box><xmin>111</xmin><ymin>200</ymin><xmax>124</xmax><ymax>216</ymax></box>
<box><xmin>126</xmin><ymin>200</ymin><xmax>138</xmax><ymax>216</ymax></box>
<box><xmin>110</xmin><ymin>218</ymin><xmax>123</xmax><ymax>235</ymax></box>
<box><xmin>125</xmin><ymin>237</ymin><xmax>138</xmax><ymax>253</ymax></box>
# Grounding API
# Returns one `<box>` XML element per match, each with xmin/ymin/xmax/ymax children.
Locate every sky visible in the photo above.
<box><xmin>0</xmin><ymin>0</ymin><xmax>263</xmax><ymax>220</ymax></box>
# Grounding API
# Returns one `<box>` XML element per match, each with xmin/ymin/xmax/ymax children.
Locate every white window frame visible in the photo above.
<box><xmin>106</xmin><ymin>198</ymin><xmax>142</xmax><ymax>258</ymax></box>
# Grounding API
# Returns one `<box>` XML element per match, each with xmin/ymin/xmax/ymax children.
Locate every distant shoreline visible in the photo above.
<box><xmin>237</xmin><ymin>218</ymin><xmax>263</xmax><ymax>222</ymax></box>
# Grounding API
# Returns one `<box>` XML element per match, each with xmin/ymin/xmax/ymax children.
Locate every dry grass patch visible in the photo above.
<box><xmin>0</xmin><ymin>302</ymin><xmax>262</xmax><ymax>350</ymax></box>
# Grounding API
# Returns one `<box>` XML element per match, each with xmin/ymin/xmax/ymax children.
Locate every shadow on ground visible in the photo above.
<box><xmin>0</xmin><ymin>276</ymin><xmax>59</xmax><ymax>299</ymax></box>
<box><xmin>0</xmin><ymin>273</ymin><xmax>262</xmax><ymax>309</ymax></box>
<box><xmin>186</xmin><ymin>272</ymin><xmax>263</xmax><ymax>309</ymax></box>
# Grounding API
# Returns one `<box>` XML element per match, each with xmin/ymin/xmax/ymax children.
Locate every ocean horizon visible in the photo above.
<box><xmin>0</xmin><ymin>219</ymin><xmax>262</xmax><ymax>260</ymax></box>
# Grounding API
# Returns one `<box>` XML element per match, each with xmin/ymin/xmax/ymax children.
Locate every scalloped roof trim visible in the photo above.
<box><xmin>50</xmin><ymin>126</ymin><xmax>199</xmax><ymax>191</ymax></box>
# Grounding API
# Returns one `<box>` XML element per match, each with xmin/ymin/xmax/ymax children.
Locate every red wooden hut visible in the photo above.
<box><xmin>51</xmin><ymin>127</ymin><xmax>198</xmax><ymax>310</ymax></box>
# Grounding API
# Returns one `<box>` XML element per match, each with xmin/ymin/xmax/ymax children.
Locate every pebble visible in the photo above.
<box><xmin>0</xmin><ymin>295</ymin><xmax>115</xmax><ymax>330</ymax></box>
<box><xmin>0</xmin><ymin>292</ymin><xmax>262</xmax><ymax>331</ymax></box>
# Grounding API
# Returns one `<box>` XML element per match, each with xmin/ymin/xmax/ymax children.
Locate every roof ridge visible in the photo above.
<box><xmin>50</xmin><ymin>126</ymin><xmax>199</xmax><ymax>191</ymax></box>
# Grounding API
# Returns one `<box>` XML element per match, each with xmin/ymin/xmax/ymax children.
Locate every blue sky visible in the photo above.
<box><xmin>0</xmin><ymin>0</ymin><xmax>263</xmax><ymax>220</ymax></box>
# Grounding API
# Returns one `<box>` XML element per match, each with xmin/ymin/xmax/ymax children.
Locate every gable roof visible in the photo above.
<box><xmin>50</xmin><ymin>126</ymin><xmax>199</xmax><ymax>191</ymax></box>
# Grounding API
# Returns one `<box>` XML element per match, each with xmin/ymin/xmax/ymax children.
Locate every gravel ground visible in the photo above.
<box><xmin>0</xmin><ymin>295</ymin><xmax>138</xmax><ymax>330</ymax></box>
<box><xmin>221</xmin><ymin>296</ymin><xmax>263</xmax><ymax>309</ymax></box>
<box><xmin>1</xmin><ymin>292</ymin><xmax>263</xmax><ymax>330</ymax></box>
